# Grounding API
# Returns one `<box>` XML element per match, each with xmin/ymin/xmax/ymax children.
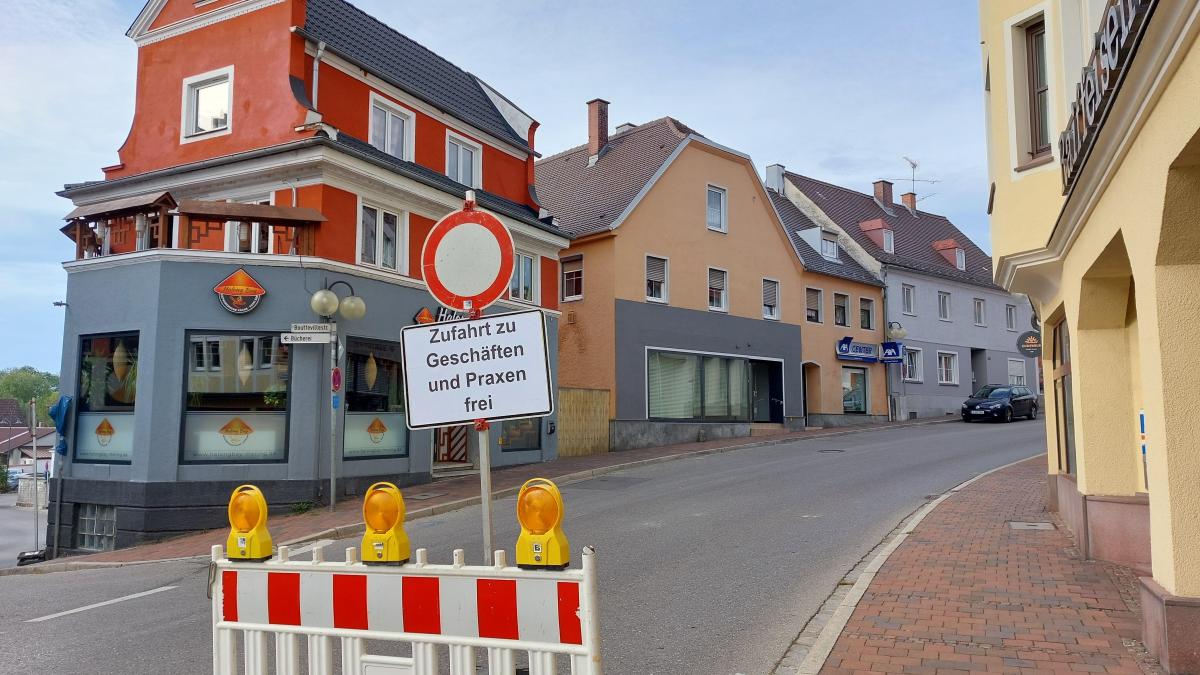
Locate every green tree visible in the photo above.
<box><xmin>0</xmin><ymin>367</ymin><xmax>59</xmax><ymax>426</ymax></box>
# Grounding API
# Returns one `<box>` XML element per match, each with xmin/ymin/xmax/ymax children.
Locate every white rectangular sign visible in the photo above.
<box><xmin>282</xmin><ymin>332</ymin><xmax>332</xmax><ymax>344</ymax></box>
<box><xmin>401</xmin><ymin>309</ymin><xmax>553</xmax><ymax>429</ymax></box>
<box><xmin>291</xmin><ymin>323</ymin><xmax>333</xmax><ymax>333</ymax></box>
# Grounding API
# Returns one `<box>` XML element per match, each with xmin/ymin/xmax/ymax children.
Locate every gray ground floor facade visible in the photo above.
<box><xmin>50</xmin><ymin>257</ymin><xmax>559</xmax><ymax>552</ymax></box>
<box><xmin>886</xmin><ymin>338</ymin><xmax>1040</xmax><ymax>420</ymax></box>
<box><xmin>608</xmin><ymin>300</ymin><xmax>804</xmax><ymax>450</ymax></box>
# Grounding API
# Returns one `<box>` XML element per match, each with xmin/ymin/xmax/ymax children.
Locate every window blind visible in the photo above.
<box><xmin>708</xmin><ymin>268</ymin><xmax>726</xmax><ymax>290</ymax></box>
<box><xmin>763</xmin><ymin>280</ymin><xmax>779</xmax><ymax>307</ymax></box>
<box><xmin>646</xmin><ymin>256</ymin><xmax>666</xmax><ymax>282</ymax></box>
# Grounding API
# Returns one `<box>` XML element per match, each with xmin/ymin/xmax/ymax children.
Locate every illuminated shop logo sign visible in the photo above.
<box><xmin>836</xmin><ymin>337</ymin><xmax>879</xmax><ymax>363</ymax></box>
<box><xmin>213</xmin><ymin>268</ymin><xmax>267</xmax><ymax>315</ymax></box>
<box><xmin>95</xmin><ymin>418</ymin><xmax>115</xmax><ymax>447</ymax></box>
<box><xmin>219</xmin><ymin>417</ymin><xmax>254</xmax><ymax>446</ymax></box>
<box><xmin>1060</xmin><ymin>0</ymin><xmax>1157</xmax><ymax>191</ymax></box>
<box><xmin>367</xmin><ymin>417</ymin><xmax>388</xmax><ymax>444</ymax></box>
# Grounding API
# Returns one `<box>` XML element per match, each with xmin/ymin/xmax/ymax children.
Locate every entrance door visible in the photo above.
<box><xmin>750</xmin><ymin>361</ymin><xmax>783</xmax><ymax>423</ymax></box>
<box><xmin>434</xmin><ymin>425</ymin><xmax>470</xmax><ymax>464</ymax></box>
<box><xmin>842</xmin><ymin>367</ymin><xmax>868</xmax><ymax>414</ymax></box>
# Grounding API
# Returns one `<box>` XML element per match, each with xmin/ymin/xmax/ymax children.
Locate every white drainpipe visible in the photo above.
<box><xmin>311</xmin><ymin>41</ymin><xmax>326</xmax><ymax>111</ymax></box>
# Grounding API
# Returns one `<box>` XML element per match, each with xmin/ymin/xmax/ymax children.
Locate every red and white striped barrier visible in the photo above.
<box><xmin>210</xmin><ymin>544</ymin><xmax>601</xmax><ymax>675</ymax></box>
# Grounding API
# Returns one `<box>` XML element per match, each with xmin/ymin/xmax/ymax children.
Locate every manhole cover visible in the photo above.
<box><xmin>818</xmin><ymin>449</ymin><xmax>845</xmax><ymax>453</ymax></box>
<box><xmin>1008</xmin><ymin>521</ymin><xmax>1056</xmax><ymax>530</ymax></box>
<box><xmin>406</xmin><ymin>491</ymin><xmax>447</xmax><ymax>501</ymax></box>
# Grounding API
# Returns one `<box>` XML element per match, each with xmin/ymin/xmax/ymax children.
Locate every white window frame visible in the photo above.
<box><xmin>762</xmin><ymin>277</ymin><xmax>780</xmax><ymax>321</ymax></box>
<box><xmin>223</xmin><ymin>195</ymin><xmax>274</xmax><ymax>254</ymax></box>
<box><xmin>903</xmin><ymin>347</ymin><xmax>924</xmax><ymax>383</ymax></box>
<box><xmin>859</xmin><ymin>297</ymin><xmax>875</xmax><ymax>330</ymax></box>
<box><xmin>955</xmin><ymin>248</ymin><xmax>966</xmax><ymax>270</ymax></box>
<box><xmin>833</xmin><ymin>293</ymin><xmax>850</xmax><ymax>327</ymax></box>
<box><xmin>937</xmin><ymin>350</ymin><xmax>959</xmax><ymax>385</ymax></box>
<box><xmin>973</xmin><ymin>298</ymin><xmax>987</xmax><ymax>326</ymax></box>
<box><xmin>510</xmin><ymin>250</ymin><xmax>538</xmax><ymax>304</ymax></box>
<box><xmin>706</xmin><ymin>185</ymin><xmax>728</xmax><ymax>233</ymax></box>
<box><xmin>902</xmin><ymin>284</ymin><xmax>916</xmax><ymax>315</ymax></box>
<box><xmin>191</xmin><ymin>336</ymin><xmax>223</xmax><ymax>372</ymax></box>
<box><xmin>368</xmin><ymin>92</ymin><xmax>416</xmax><ymax>161</ymax></box>
<box><xmin>561</xmin><ymin>256</ymin><xmax>583</xmax><ymax>302</ymax></box>
<box><xmin>1007</xmin><ymin>358</ymin><xmax>1028</xmax><ymax>386</ymax></box>
<box><xmin>707</xmin><ymin>267</ymin><xmax>728</xmax><ymax>312</ymax></box>
<box><xmin>357</xmin><ymin>203</ymin><xmax>408</xmax><ymax>274</ymax></box>
<box><xmin>257</xmin><ymin>336</ymin><xmax>276</xmax><ymax>369</ymax></box>
<box><xmin>938</xmin><ymin>291</ymin><xmax>952</xmax><ymax>321</ymax></box>
<box><xmin>1006</xmin><ymin>304</ymin><xmax>1018</xmax><ymax>331</ymax></box>
<box><xmin>821</xmin><ymin>236</ymin><xmax>840</xmax><ymax>261</ymax></box>
<box><xmin>180</xmin><ymin>65</ymin><xmax>234</xmax><ymax>144</ymax></box>
<box><xmin>645</xmin><ymin>254</ymin><xmax>670</xmax><ymax>303</ymax></box>
<box><xmin>446</xmin><ymin>130</ymin><xmax>483</xmax><ymax>188</ymax></box>
<box><xmin>882</xmin><ymin>228</ymin><xmax>895</xmax><ymax>253</ymax></box>
<box><xmin>806</xmin><ymin>287</ymin><xmax>823</xmax><ymax>323</ymax></box>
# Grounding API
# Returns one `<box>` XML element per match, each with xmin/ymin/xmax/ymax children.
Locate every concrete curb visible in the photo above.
<box><xmin>3</xmin><ymin>417</ymin><xmax>960</xmax><ymax>576</ymax></box>
<box><xmin>787</xmin><ymin>453</ymin><xmax>1043</xmax><ymax>675</ymax></box>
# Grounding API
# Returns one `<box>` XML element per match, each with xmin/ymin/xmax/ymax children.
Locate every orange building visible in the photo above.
<box><xmin>52</xmin><ymin>0</ymin><xmax>568</xmax><ymax>551</ymax></box>
<box><xmin>536</xmin><ymin>101</ymin><xmax>887</xmax><ymax>450</ymax></box>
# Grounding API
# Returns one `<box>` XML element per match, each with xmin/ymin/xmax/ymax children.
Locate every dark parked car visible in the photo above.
<box><xmin>962</xmin><ymin>385</ymin><xmax>1038</xmax><ymax>423</ymax></box>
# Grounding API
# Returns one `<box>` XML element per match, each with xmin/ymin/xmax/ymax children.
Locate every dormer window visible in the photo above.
<box><xmin>883</xmin><ymin>229</ymin><xmax>895</xmax><ymax>253</ymax></box>
<box><xmin>955</xmin><ymin>248</ymin><xmax>966</xmax><ymax>270</ymax></box>
<box><xmin>821</xmin><ymin>236</ymin><xmax>839</xmax><ymax>261</ymax></box>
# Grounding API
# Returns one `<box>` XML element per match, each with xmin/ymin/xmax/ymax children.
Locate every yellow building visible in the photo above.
<box><xmin>980</xmin><ymin>1</ymin><xmax>1200</xmax><ymax>670</ymax></box>
<box><xmin>535</xmin><ymin>101</ymin><xmax>887</xmax><ymax>451</ymax></box>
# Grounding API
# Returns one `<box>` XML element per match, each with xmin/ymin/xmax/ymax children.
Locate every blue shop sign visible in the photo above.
<box><xmin>880</xmin><ymin>341</ymin><xmax>904</xmax><ymax>364</ymax></box>
<box><xmin>836</xmin><ymin>337</ymin><xmax>879</xmax><ymax>363</ymax></box>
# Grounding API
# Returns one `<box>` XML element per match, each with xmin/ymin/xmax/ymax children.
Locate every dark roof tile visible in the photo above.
<box><xmin>785</xmin><ymin>173</ymin><xmax>1002</xmax><ymax>290</ymax></box>
<box><xmin>767</xmin><ymin>190</ymin><xmax>882</xmax><ymax>287</ymax></box>
<box><xmin>304</xmin><ymin>0</ymin><xmax>530</xmax><ymax>151</ymax></box>
<box><xmin>534</xmin><ymin>118</ymin><xmax>697</xmax><ymax>237</ymax></box>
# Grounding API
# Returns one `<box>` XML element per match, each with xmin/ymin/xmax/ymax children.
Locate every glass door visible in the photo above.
<box><xmin>842</xmin><ymin>367</ymin><xmax>867</xmax><ymax>414</ymax></box>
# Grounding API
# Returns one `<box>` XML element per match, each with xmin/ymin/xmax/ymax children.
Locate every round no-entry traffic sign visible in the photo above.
<box><xmin>420</xmin><ymin>206</ymin><xmax>515</xmax><ymax>312</ymax></box>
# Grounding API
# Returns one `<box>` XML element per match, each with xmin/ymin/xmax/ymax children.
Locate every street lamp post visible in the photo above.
<box><xmin>886</xmin><ymin>322</ymin><xmax>909</xmax><ymax>420</ymax></box>
<box><xmin>310</xmin><ymin>281</ymin><xmax>367</xmax><ymax>512</ymax></box>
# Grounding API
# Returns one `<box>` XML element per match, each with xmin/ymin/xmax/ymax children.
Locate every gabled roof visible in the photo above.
<box><xmin>534</xmin><ymin>117</ymin><xmax>700</xmax><ymax>238</ymax></box>
<box><xmin>302</xmin><ymin>0</ymin><xmax>531</xmax><ymax>152</ymax></box>
<box><xmin>784</xmin><ymin>173</ymin><xmax>1001</xmax><ymax>289</ymax></box>
<box><xmin>767</xmin><ymin>190</ymin><xmax>882</xmax><ymax>288</ymax></box>
<box><xmin>0</xmin><ymin>427</ymin><xmax>54</xmax><ymax>455</ymax></box>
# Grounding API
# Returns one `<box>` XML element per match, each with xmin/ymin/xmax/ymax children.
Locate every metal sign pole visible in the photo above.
<box><xmin>30</xmin><ymin>399</ymin><xmax>38</xmax><ymax>551</ymax></box>
<box><xmin>475</xmin><ymin>418</ymin><xmax>494</xmax><ymax>565</ymax></box>
<box><xmin>329</xmin><ymin>322</ymin><xmax>338</xmax><ymax>512</ymax></box>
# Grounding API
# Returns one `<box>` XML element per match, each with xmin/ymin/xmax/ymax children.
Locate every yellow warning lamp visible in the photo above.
<box><xmin>515</xmin><ymin>478</ymin><xmax>570</xmax><ymax>569</ymax></box>
<box><xmin>361</xmin><ymin>482</ymin><xmax>411</xmax><ymax>565</ymax></box>
<box><xmin>226</xmin><ymin>485</ymin><xmax>273</xmax><ymax>561</ymax></box>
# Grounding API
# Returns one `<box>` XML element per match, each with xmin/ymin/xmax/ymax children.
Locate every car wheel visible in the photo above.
<box><xmin>962</xmin><ymin>416</ymin><xmax>971</xmax><ymax>423</ymax></box>
<box><xmin>1003</xmin><ymin>408</ymin><xmax>1013</xmax><ymax>423</ymax></box>
<box><xmin>1028</xmin><ymin>405</ymin><xmax>1038</xmax><ymax>421</ymax></box>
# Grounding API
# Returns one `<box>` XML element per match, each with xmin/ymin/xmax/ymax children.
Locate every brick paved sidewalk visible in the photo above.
<box><xmin>818</xmin><ymin>458</ymin><xmax>1159</xmax><ymax>675</ymax></box>
<box><xmin>26</xmin><ymin>416</ymin><xmax>953</xmax><ymax>569</ymax></box>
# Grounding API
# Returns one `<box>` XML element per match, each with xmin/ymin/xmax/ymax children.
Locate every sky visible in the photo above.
<box><xmin>0</xmin><ymin>0</ymin><xmax>989</xmax><ymax>374</ymax></box>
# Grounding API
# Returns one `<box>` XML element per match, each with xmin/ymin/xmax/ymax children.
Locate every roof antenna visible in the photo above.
<box><xmin>889</xmin><ymin>157</ymin><xmax>940</xmax><ymax>199</ymax></box>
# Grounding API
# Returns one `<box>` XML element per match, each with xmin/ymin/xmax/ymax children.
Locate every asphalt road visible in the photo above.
<box><xmin>0</xmin><ymin>419</ymin><xmax>1044</xmax><ymax>675</ymax></box>
<box><xmin>0</xmin><ymin>492</ymin><xmax>44</xmax><ymax>569</ymax></box>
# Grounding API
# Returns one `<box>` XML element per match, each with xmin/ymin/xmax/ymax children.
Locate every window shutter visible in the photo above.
<box><xmin>646</xmin><ymin>256</ymin><xmax>666</xmax><ymax>283</ymax></box>
<box><xmin>562</xmin><ymin>257</ymin><xmax>582</xmax><ymax>274</ymax></box>
<box><xmin>806</xmin><ymin>288</ymin><xmax>820</xmax><ymax>309</ymax></box>
<box><xmin>708</xmin><ymin>269</ymin><xmax>726</xmax><ymax>290</ymax></box>
<box><xmin>763</xmin><ymin>280</ymin><xmax>778</xmax><ymax>307</ymax></box>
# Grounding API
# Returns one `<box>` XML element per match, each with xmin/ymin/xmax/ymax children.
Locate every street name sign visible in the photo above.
<box><xmin>291</xmin><ymin>322</ymin><xmax>332</xmax><ymax>333</ymax></box>
<box><xmin>282</xmin><ymin>332</ymin><xmax>333</xmax><ymax>344</ymax></box>
<box><xmin>400</xmin><ymin>309</ymin><xmax>552</xmax><ymax>429</ymax></box>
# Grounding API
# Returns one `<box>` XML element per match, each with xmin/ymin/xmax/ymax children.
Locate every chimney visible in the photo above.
<box><xmin>766</xmin><ymin>164</ymin><xmax>785</xmax><ymax>193</ymax></box>
<box><xmin>873</xmin><ymin>179</ymin><xmax>894</xmax><ymax>205</ymax></box>
<box><xmin>587</xmin><ymin>98</ymin><xmax>610</xmax><ymax>159</ymax></box>
<box><xmin>615</xmin><ymin>122</ymin><xmax>638</xmax><ymax>135</ymax></box>
<box><xmin>901</xmin><ymin>192</ymin><xmax>917</xmax><ymax>212</ymax></box>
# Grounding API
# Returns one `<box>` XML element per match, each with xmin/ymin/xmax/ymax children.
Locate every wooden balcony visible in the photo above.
<box><xmin>62</xmin><ymin>192</ymin><xmax>326</xmax><ymax>260</ymax></box>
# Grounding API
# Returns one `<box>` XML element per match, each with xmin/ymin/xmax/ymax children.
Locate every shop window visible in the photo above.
<box><xmin>647</xmin><ymin>350</ymin><xmax>750</xmax><ymax>421</ymax></box>
<box><xmin>76</xmin><ymin>333</ymin><xmax>139</xmax><ymax>463</ymax></box>
<box><xmin>182</xmin><ymin>333</ymin><xmax>289</xmax><ymax>463</ymax></box>
<box><xmin>842</xmin><ymin>367</ymin><xmax>867</xmax><ymax>414</ymax></box>
<box><xmin>499</xmin><ymin>418</ymin><xmax>541</xmax><ymax>451</ymax></box>
<box><xmin>344</xmin><ymin>338</ymin><xmax>407</xmax><ymax>460</ymax></box>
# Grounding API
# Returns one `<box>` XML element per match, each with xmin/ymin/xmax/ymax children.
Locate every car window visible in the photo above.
<box><xmin>973</xmin><ymin>385</ymin><xmax>1012</xmax><ymax>398</ymax></box>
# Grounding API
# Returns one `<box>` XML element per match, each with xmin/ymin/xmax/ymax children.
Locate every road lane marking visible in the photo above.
<box><xmin>288</xmin><ymin>539</ymin><xmax>333</xmax><ymax>557</ymax></box>
<box><xmin>25</xmin><ymin>585</ymin><xmax>178</xmax><ymax>623</ymax></box>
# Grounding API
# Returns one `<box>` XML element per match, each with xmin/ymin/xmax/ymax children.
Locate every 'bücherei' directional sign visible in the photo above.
<box><xmin>400</xmin><ymin>309</ymin><xmax>553</xmax><ymax>429</ymax></box>
<box><xmin>282</xmin><ymin>332</ymin><xmax>333</xmax><ymax>344</ymax></box>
